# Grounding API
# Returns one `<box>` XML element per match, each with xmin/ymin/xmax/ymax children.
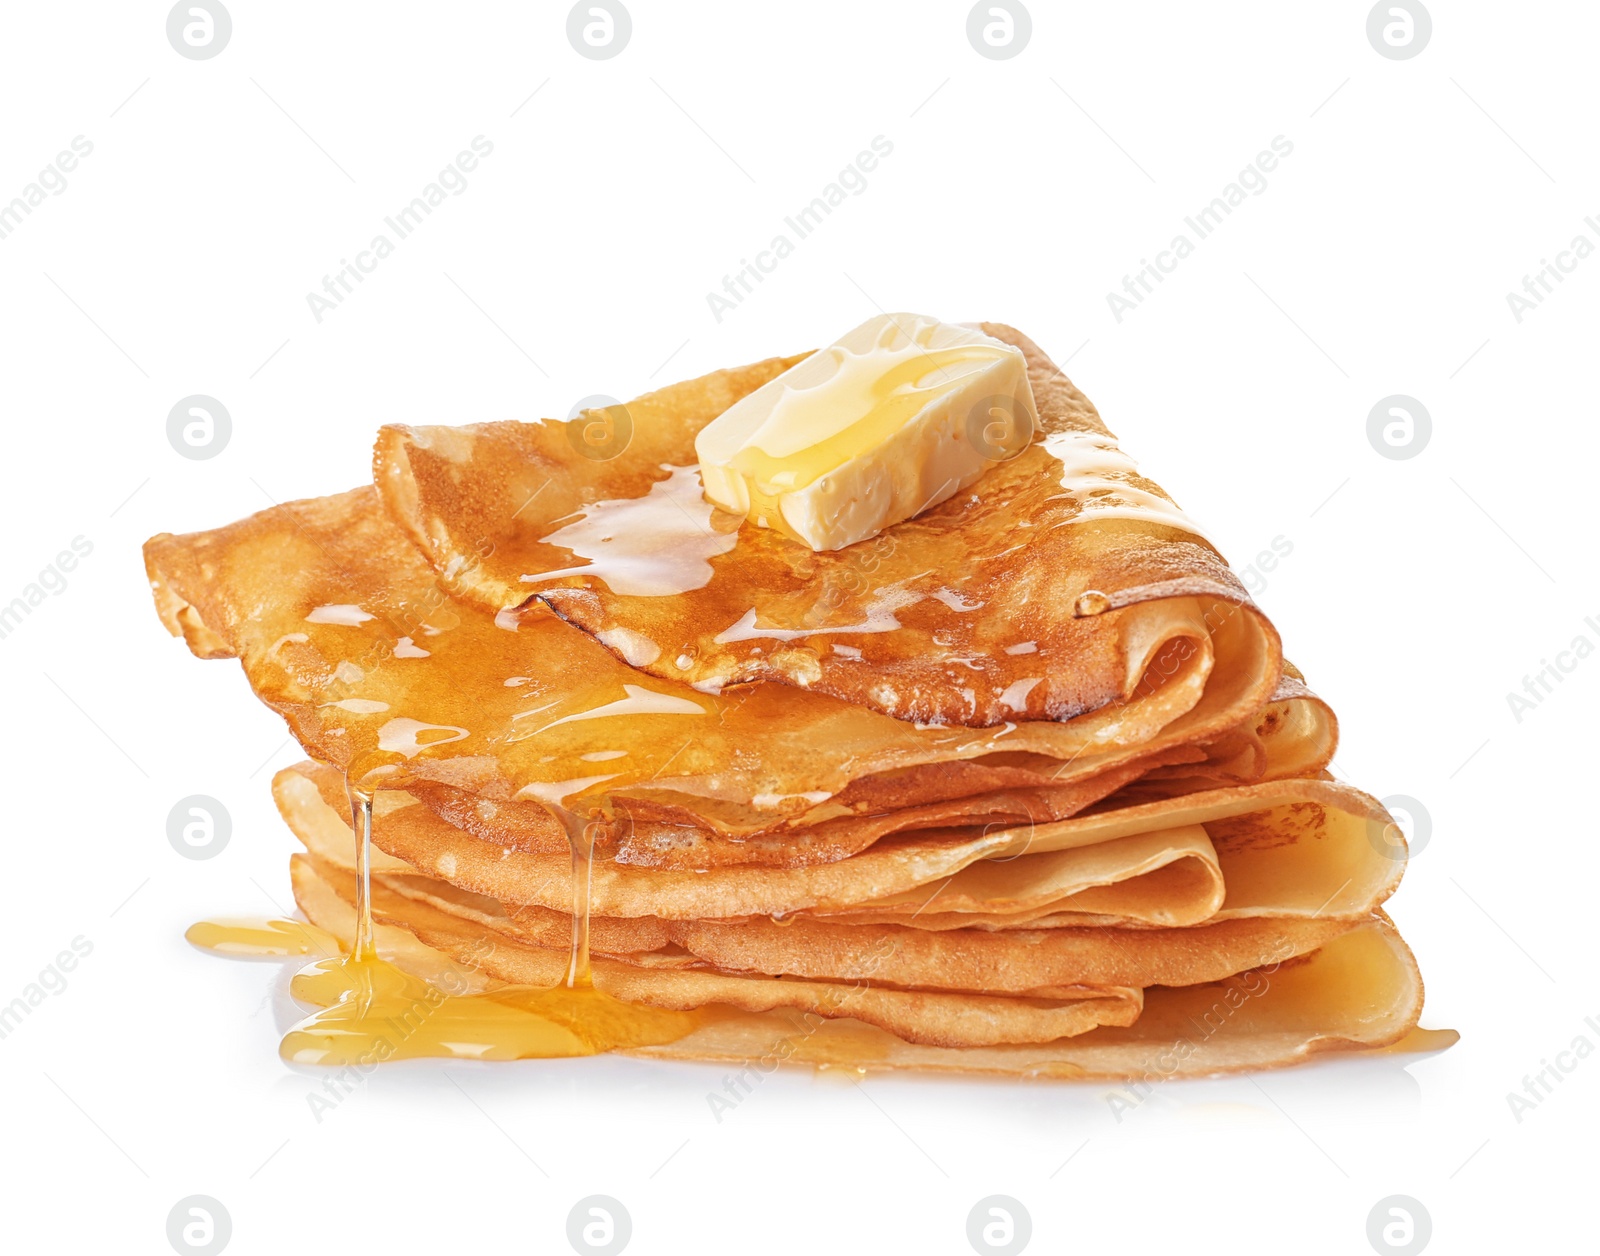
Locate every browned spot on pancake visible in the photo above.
<box><xmin>1207</xmin><ymin>802</ymin><xmax>1328</xmax><ymax>853</ymax></box>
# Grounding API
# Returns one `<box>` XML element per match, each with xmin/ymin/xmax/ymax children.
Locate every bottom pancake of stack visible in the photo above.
<box><xmin>274</xmin><ymin>762</ymin><xmax>1431</xmax><ymax>1079</ymax></box>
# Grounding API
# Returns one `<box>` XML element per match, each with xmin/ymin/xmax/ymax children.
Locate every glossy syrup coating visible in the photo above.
<box><xmin>378</xmin><ymin>324</ymin><xmax>1247</xmax><ymax>726</ymax></box>
<box><xmin>144</xmin><ymin>488</ymin><xmax>1274</xmax><ymax>823</ymax></box>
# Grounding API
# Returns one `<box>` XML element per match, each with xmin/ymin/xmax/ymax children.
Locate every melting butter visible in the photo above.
<box><xmin>522</xmin><ymin>464</ymin><xmax>738</xmax><ymax>596</ymax></box>
<box><xmin>1044</xmin><ymin>429</ymin><xmax>1212</xmax><ymax>540</ymax></box>
<box><xmin>696</xmin><ymin>314</ymin><xmax>1039</xmax><ymax>551</ymax></box>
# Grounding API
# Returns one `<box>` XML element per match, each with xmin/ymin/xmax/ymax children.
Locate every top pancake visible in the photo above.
<box><xmin>376</xmin><ymin>323</ymin><xmax>1270</xmax><ymax>726</ymax></box>
<box><xmin>143</xmin><ymin>487</ymin><xmax>1281</xmax><ymax>824</ymax></box>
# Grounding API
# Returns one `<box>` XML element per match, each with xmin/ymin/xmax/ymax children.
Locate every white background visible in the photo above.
<box><xmin>1</xmin><ymin>2</ymin><xmax>1595</xmax><ymax>1253</ymax></box>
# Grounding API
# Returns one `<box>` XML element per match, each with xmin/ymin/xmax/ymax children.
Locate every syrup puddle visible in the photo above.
<box><xmin>185</xmin><ymin>917</ymin><xmax>338</xmax><ymax>958</ymax></box>
<box><xmin>187</xmin><ymin>777</ymin><xmax>701</xmax><ymax>1065</ymax></box>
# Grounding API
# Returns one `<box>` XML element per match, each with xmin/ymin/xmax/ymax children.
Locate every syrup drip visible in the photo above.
<box><xmin>187</xmin><ymin>775</ymin><xmax>702</xmax><ymax>1065</ymax></box>
<box><xmin>348</xmin><ymin>784</ymin><xmax>376</xmax><ymax>960</ymax></box>
<box><xmin>557</xmin><ymin>807</ymin><xmax>599</xmax><ymax>988</ymax></box>
<box><xmin>1374</xmin><ymin>1026</ymin><xmax>1461</xmax><ymax>1055</ymax></box>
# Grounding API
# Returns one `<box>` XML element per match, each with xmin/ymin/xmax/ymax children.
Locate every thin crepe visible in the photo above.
<box><xmin>278</xmin><ymin>761</ymin><xmax>1403</xmax><ymax>929</ymax></box>
<box><xmin>286</xmin><ymin>780</ymin><xmax>1368</xmax><ymax>997</ymax></box>
<box><xmin>376</xmin><ymin>323</ymin><xmax>1280</xmax><ymax>726</ymax></box>
<box><xmin>292</xmin><ymin>855</ymin><xmax>1143</xmax><ymax>1048</ymax></box>
<box><xmin>291</xmin><ymin>855</ymin><xmax>1425</xmax><ymax>1072</ymax></box>
<box><xmin>145</xmin><ymin>487</ymin><xmax>1295</xmax><ymax>828</ymax></box>
<box><xmin>403</xmin><ymin>662</ymin><xmax>1336</xmax><ymax>869</ymax></box>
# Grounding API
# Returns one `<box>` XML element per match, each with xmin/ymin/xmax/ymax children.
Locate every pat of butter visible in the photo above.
<box><xmin>694</xmin><ymin>313</ymin><xmax>1038</xmax><ymax>551</ymax></box>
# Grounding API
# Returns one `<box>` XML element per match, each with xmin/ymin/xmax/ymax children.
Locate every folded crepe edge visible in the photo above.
<box><xmin>276</xmin><ymin>760</ymin><xmax>1405</xmax><ymax>927</ymax></box>
<box><xmin>369</xmin><ymin>332</ymin><xmax>1288</xmax><ymax>733</ymax></box>
<box><xmin>289</xmin><ymin>854</ymin><xmax>1144</xmax><ymax>1050</ymax></box>
<box><xmin>289</xmin><ymin>853</ymin><xmax>1430</xmax><ymax>1079</ymax></box>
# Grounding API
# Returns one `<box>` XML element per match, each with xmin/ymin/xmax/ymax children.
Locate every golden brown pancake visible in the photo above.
<box><xmin>292</xmin><ymin>855</ymin><xmax>1144</xmax><ymax>1049</ymax></box>
<box><xmin>404</xmin><ymin>753</ymin><xmax>1181</xmax><ymax>867</ymax></box>
<box><xmin>144</xmin><ymin>487</ymin><xmax>1297</xmax><ymax>829</ymax></box>
<box><xmin>141</xmin><ymin>318</ymin><xmax>1441</xmax><ymax>1079</ymax></box>
<box><xmin>279</xmin><ymin>744</ymin><xmax>1429</xmax><ymax>1060</ymax></box>
<box><xmin>342</xmin><ymin>852</ymin><xmax>1366</xmax><ymax>998</ymax></box>
<box><xmin>399</xmin><ymin>668</ymin><xmax>1335</xmax><ymax>869</ymax></box>
<box><xmin>279</xmin><ymin>761</ymin><xmax>1403</xmax><ymax>930</ymax></box>
<box><xmin>375</xmin><ymin>325</ymin><xmax>1281</xmax><ymax>727</ymax></box>
<box><xmin>290</xmin><ymin>854</ymin><xmax>1427</xmax><ymax>1071</ymax></box>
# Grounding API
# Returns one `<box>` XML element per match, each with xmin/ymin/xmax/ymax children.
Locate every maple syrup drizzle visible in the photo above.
<box><xmin>1375</xmin><ymin>1026</ymin><xmax>1460</xmax><ymax>1055</ymax></box>
<box><xmin>188</xmin><ymin>774</ymin><xmax>701</xmax><ymax>1064</ymax></box>
<box><xmin>183</xmin><ymin>917</ymin><xmax>338</xmax><ymax>958</ymax></box>
<box><xmin>556</xmin><ymin>806</ymin><xmax>598</xmax><ymax>988</ymax></box>
<box><xmin>348</xmin><ymin>783</ymin><xmax>377</xmax><ymax>960</ymax></box>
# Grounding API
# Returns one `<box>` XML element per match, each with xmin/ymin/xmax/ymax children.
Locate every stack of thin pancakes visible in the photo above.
<box><xmin>145</xmin><ymin>324</ymin><xmax>1431</xmax><ymax>1078</ymax></box>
